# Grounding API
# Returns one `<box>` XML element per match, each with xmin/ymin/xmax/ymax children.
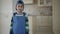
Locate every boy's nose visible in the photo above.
<box><xmin>18</xmin><ymin>7</ymin><xmax>22</xmax><ymax>9</ymax></box>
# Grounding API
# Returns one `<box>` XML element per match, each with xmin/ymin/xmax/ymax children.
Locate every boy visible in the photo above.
<box><xmin>10</xmin><ymin>0</ymin><xmax>29</xmax><ymax>34</ymax></box>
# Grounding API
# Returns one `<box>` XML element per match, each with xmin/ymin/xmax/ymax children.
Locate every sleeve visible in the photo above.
<box><xmin>10</xmin><ymin>17</ymin><xmax>13</xmax><ymax>34</ymax></box>
<box><xmin>10</xmin><ymin>17</ymin><xmax>13</xmax><ymax>27</ymax></box>
<box><xmin>26</xmin><ymin>17</ymin><xmax>28</xmax><ymax>22</ymax></box>
<box><xmin>25</xmin><ymin>16</ymin><xmax>29</xmax><ymax>32</ymax></box>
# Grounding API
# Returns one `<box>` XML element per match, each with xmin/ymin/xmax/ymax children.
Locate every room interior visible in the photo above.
<box><xmin>0</xmin><ymin>0</ymin><xmax>60</xmax><ymax>34</ymax></box>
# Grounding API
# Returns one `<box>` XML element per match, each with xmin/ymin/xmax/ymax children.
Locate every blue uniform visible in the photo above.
<box><xmin>13</xmin><ymin>15</ymin><xmax>26</xmax><ymax>34</ymax></box>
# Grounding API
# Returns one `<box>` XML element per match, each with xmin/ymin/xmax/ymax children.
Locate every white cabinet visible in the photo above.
<box><xmin>38</xmin><ymin>0</ymin><xmax>52</xmax><ymax>6</ymax></box>
<box><xmin>30</xmin><ymin>16</ymin><xmax>53</xmax><ymax>34</ymax></box>
<box><xmin>23</xmin><ymin>0</ymin><xmax>33</xmax><ymax>4</ymax></box>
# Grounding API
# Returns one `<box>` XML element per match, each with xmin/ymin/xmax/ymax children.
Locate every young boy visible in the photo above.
<box><xmin>10</xmin><ymin>0</ymin><xmax>29</xmax><ymax>34</ymax></box>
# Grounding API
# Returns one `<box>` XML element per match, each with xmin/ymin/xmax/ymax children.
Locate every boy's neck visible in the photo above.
<box><xmin>17</xmin><ymin>12</ymin><xmax>23</xmax><ymax>14</ymax></box>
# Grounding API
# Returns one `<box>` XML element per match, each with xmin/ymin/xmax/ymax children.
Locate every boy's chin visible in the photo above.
<box><xmin>18</xmin><ymin>10</ymin><xmax>22</xmax><ymax>12</ymax></box>
<box><xmin>17</xmin><ymin>11</ymin><xmax>22</xmax><ymax>13</ymax></box>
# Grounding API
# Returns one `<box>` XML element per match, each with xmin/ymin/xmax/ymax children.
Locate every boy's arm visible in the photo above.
<box><xmin>10</xmin><ymin>17</ymin><xmax>13</xmax><ymax>34</ymax></box>
<box><xmin>26</xmin><ymin>16</ymin><xmax>29</xmax><ymax>32</ymax></box>
<box><xmin>10</xmin><ymin>17</ymin><xmax>13</xmax><ymax>27</ymax></box>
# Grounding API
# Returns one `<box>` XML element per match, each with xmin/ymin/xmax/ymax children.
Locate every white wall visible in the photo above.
<box><xmin>0</xmin><ymin>0</ymin><xmax>12</xmax><ymax>34</ymax></box>
<box><xmin>0</xmin><ymin>0</ymin><xmax>2</xmax><ymax>34</ymax></box>
<box><xmin>53</xmin><ymin>0</ymin><xmax>60</xmax><ymax>34</ymax></box>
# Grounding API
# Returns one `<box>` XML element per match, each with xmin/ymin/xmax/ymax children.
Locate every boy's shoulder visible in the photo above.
<box><xmin>13</xmin><ymin>12</ymin><xmax>17</xmax><ymax>16</ymax></box>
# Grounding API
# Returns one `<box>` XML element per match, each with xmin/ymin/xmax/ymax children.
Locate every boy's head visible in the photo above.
<box><xmin>16</xmin><ymin>0</ymin><xmax>24</xmax><ymax>13</ymax></box>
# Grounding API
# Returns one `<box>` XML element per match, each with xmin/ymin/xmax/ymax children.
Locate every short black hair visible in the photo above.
<box><xmin>16</xmin><ymin>0</ymin><xmax>24</xmax><ymax>6</ymax></box>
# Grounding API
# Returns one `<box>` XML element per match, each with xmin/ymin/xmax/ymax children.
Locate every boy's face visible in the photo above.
<box><xmin>16</xmin><ymin>4</ymin><xmax>24</xmax><ymax>13</ymax></box>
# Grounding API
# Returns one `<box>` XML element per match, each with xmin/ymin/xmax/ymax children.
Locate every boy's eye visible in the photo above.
<box><xmin>18</xmin><ymin>6</ymin><xmax>22</xmax><ymax>7</ymax></box>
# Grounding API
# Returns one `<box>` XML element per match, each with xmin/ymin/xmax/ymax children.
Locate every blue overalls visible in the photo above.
<box><xmin>12</xmin><ymin>14</ymin><xmax>26</xmax><ymax>34</ymax></box>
